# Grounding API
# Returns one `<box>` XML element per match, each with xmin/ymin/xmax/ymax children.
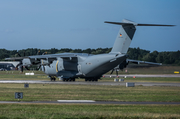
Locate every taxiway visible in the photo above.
<box><xmin>0</xmin><ymin>101</ymin><xmax>180</xmax><ymax>105</ymax></box>
<box><xmin>104</xmin><ymin>74</ymin><xmax>180</xmax><ymax>78</ymax></box>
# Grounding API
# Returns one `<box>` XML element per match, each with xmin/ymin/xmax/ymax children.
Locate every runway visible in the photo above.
<box><xmin>0</xmin><ymin>80</ymin><xmax>180</xmax><ymax>87</ymax></box>
<box><xmin>0</xmin><ymin>101</ymin><xmax>180</xmax><ymax>105</ymax></box>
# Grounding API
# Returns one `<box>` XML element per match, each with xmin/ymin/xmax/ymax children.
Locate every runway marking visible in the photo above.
<box><xmin>57</xmin><ymin>100</ymin><xmax>95</xmax><ymax>103</ymax></box>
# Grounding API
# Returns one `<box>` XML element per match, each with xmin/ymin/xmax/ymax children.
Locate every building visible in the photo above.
<box><xmin>0</xmin><ymin>61</ymin><xmax>19</xmax><ymax>71</ymax></box>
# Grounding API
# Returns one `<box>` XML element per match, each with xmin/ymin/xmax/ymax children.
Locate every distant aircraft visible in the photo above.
<box><xmin>6</xmin><ymin>19</ymin><xmax>174</xmax><ymax>81</ymax></box>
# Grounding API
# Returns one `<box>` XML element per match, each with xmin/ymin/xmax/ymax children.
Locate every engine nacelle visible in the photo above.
<box><xmin>22</xmin><ymin>58</ymin><xmax>32</xmax><ymax>67</ymax></box>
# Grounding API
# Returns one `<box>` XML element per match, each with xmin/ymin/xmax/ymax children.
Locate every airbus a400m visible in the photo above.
<box><xmin>6</xmin><ymin>19</ymin><xmax>174</xmax><ymax>81</ymax></box>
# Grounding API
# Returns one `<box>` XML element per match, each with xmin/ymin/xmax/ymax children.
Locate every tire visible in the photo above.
<box><xmin>50</xmin><ymin>78</ymin><xmax>53</xmax><ymax>81</ymax></box>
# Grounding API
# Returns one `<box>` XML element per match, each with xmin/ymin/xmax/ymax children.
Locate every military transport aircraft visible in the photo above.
<box><xmin>6</xmin><ymin>19</ymin><xmax>174</xmax><ymax>81</ymax></box>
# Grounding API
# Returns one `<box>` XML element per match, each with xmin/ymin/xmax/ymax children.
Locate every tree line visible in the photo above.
<box><xmin>0</xmin><ymin>47</ymin><xmax>180</xmax><ymax>65</ymax></box>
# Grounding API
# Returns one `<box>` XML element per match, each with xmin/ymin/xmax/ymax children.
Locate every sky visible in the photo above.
<box><xmin>0</xmin><ymin>0</ymin><xmax>180</xmax><ymax>52</ymax></box>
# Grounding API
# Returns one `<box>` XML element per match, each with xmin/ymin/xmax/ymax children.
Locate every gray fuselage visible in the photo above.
<box><xmin>42</xmin><ymin>53</ymin><xmax>126</xmax><ymax>79</ymax></box>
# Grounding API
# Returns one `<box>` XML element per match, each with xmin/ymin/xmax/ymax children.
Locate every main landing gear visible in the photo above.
<box><xmin>85</xmin><ymin>78</ymin><xmax>98</xmax><ymax>82</ymax></box>
<box><xmin>50</xmin><ymin>76</ymin><xmax>56</xmax><ymax>81</ymax></box>
<box><xmin>62</xmin><ymin>78</ymin><xmax>75</xmax><ymax>82</ymax></box>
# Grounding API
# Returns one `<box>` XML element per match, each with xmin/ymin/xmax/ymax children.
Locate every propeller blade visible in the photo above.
<box><xmin>16</xmin><ymin>63</ymin><xmax>20</xmax><ymax>69</ymax></box>
<box><xmin>36</xmin><ymin>65</ymin><xmax>41</xmax><ymax>70</ymax></box>
<box><xmin>21</xmin><ymin>66</ymin><xmax>23</xmax><ymax>72</ymax></box>
<box><xmin>42</xmin><ymin>52</ymin><xmax>47</xmax><ymax>55</ymax></box>
<box><xmin>17</xmin><ymin>53</ymin><xmax>21</xmax><ymax>57</ymax></box>
<box><xmin>37</xmin><ymin>51</ymin><xmax>40</xmax><ymax>55</ymax></box>
<box><xmin>42</xmin><ymin>65</ymin><xmax>45</xmax><ymax>71</ymax></box>
<box><xmin>25</xmin><ymin>66</ymin><xmax>30</xmax><ymax>71</ymax></box>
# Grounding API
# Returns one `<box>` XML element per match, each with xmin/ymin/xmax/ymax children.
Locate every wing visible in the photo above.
<box><xmin>127</xmin><ymin>59</ymin><xmax>162</xmax><ymax>65</ymax></box>
<box><xmin>5</xmin><ymin>53</ymin><xmax>88</xmax><ymax>66</ymax></box>
<box><xmin>113</xmin><ymin>59</ymin><xmax>162</xmax><ymax>71</ymax></box>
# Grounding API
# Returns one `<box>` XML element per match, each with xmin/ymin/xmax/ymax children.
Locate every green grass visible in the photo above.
<box><xmin>106</xmin><ymin>65</ymin><xmax>180</xmax><ymax>74</ymax></box>
<box><xmin>0</xmin><ymin>104</ymin><xmax>179</xmax><ymax>119</ymax></box>
<box><xmin>0</xmin><ymin>84</ymin><xmax>180</xmax><ymax>102</ymax></box>
<box><xmin>1</xmin><ymin>66</ymin><xmax>180</xmax><ymax>76</ymax></box>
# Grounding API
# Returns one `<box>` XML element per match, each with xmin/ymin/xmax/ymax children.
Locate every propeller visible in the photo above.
<box><xmin>17</xmin><ymin>53</ymin><xmax>21</xmax><ymax>57</ymax></box>
<box><xmin>42</xmin><ymin>52</ymin><xmax>47</xmax><ymax>55</ymax></box>
<box><xmin>36</xmin><ymin>65</ymin><xmax>42</xmax><ymax>70</ymax></box>
<box><xmin>15</xmin><ymin>51</ymin><xmax>30</xmax><ymax>72</ymax></box>
<box><xmin>35</xmin><ymin>51</ymin><xmax>48</xmax><ymax>71</ymax></box>
<box><xmin>37</xmin><ymin>51</ymin><xmax>40</xmax><ymax>55</ymax></box>
<box><xmin>15</xmin><ymin>50</ymin><xmax>48</xmax><ymax>72</ymax></box>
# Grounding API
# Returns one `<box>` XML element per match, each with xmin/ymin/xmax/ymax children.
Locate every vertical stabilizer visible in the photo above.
<box><xmin>105</xmin><ymin>19</ymin><xmax>174</xmax><ymax>54</ymax></box>
<box><xmin>107</xmin><ymin>19</ymin><xmax>136</xmax><ymax>54</ymax></box>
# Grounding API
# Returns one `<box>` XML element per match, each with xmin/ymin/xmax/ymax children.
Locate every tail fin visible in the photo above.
<box><xmin>105</xmin><ymin>19</ymin><xmax>175</xmax><ymax>54</ymax></box>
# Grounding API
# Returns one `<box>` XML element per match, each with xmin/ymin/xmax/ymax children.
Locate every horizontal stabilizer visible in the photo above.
<box><xmin>104</xmin><ymin>21</ymin><xmax>175</xmax><ymax>27</ymax></box>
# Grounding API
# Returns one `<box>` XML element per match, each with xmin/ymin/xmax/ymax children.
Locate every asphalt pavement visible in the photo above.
<box><xmin>0</xmin><ymin>101</ymin><xmax>180</xmax><ymax>105</ymax></box>
<box><xmin>0</xmin><ymin>80</ymin><xmax>180</xmax><ymax>87</ymax></box>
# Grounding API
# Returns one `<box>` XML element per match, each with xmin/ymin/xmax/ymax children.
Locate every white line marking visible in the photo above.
<box><xmin>57</xmin><ymin>100</ymin><xmax>95</xmax><ymax>102</ymax></box>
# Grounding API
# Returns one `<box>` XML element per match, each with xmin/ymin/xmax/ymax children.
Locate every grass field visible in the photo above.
<box><xmin>0</xmin><ymin>83</ymin><xmax>180</xmax><ymax>118</ymax></box>
<box><xmin>0</xmin><ymin>104</ymin><xmax>180</xmax><ymax>119</ymax></box>
<box><xmin>1</xmin><ymin>84</ymin><xmax>180</xmax><ymax>102</ymax></box>
<box><xmin>0</xmin><ymin>66</ymin><xmax>180</xmax><ymax>119</ymax></box>
<box><xmin>107</xmin><ymin>65</ymin><xmax>180</xmax><ymax>74</ymax></box>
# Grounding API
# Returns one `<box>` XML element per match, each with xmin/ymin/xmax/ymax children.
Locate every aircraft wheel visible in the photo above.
<box><xmin>69</xmin><ymin>79</ymin><xmax>71</xmax><ymax>82</ymax></box>
<box><xmin>50</xmin><ymin>77</ymin><xmax>53</xmax><ymax>81</ymax></box>
<box><xmin>92</xmin><ymin>79</ymin><xmax>94</xmax><ymax>82</ymax></box>
<box><xmin>63</xmin><ymin>79</ymin><xmax>65</xmax><ymax>82</ymax></box>
<box><xmin>88</xmin><ymin>79</ymin><xmax>92</xmax><ymax>82</ymax></box>
<box><xmin>72</xmin><ymin>78</ymin><xmax>75</xmax><ymax>81</ymax></box>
